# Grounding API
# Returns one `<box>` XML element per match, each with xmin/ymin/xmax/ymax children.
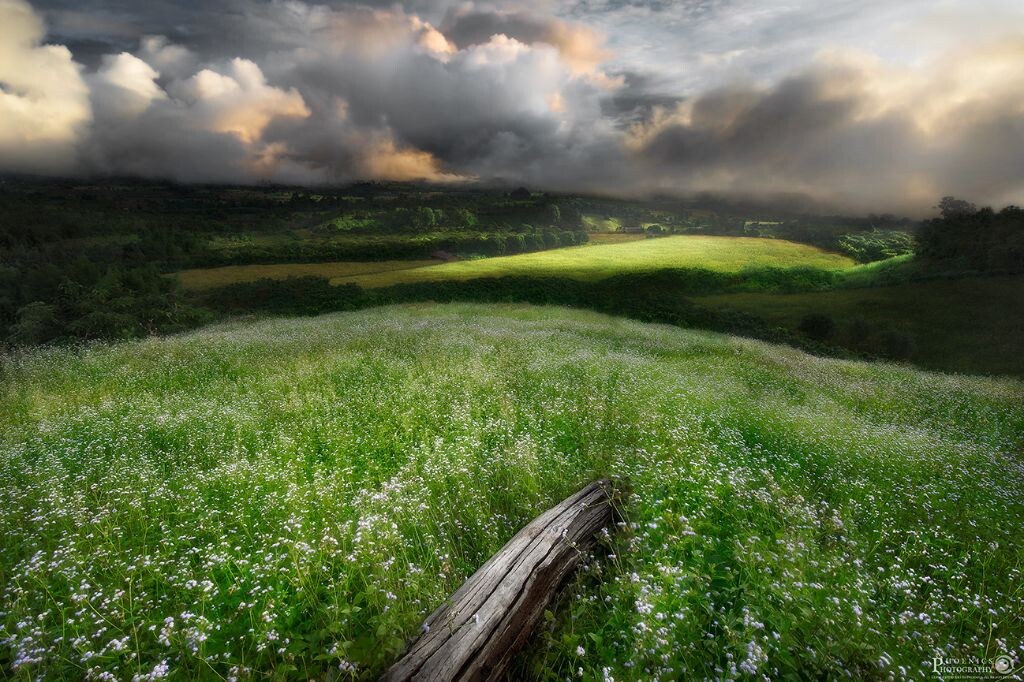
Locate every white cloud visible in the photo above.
<box><xmin>172</xmin><ymin>59</ymin><xmax>310</xmax><ymax>144</ymax></box>
<box><xmin>89</xmin><ymin>52</ymin><xmax>165</xmax><ymax>118</ymax></box>
<box><xmin>0</xmin><ymin>0</ymin><xmax>90</xmax><ymax>174</ymax></box>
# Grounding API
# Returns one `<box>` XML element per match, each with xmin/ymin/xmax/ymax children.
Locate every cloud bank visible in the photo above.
<box><xmin>1</xmin><ymin>0</ymin><xmax>1023</xmax><ymax>214</ymax></box>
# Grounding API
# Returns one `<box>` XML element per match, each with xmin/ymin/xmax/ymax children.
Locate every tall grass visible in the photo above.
<box><xmin>1</xmin><ymin>304</ymin><xmax>1021</xmax><ymax>680</ymax></box>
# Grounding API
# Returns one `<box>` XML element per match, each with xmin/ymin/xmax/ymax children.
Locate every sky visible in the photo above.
<box><xmin>1</xmin><ymin>0</ymin><xmax>1023</xmax><ymax>214</ymax></box>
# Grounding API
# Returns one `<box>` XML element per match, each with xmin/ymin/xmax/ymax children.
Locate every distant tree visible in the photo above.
<box><xmin>548</xmin><ymin>204</ymin><xmax>561</xmax><ymax>225</ymax></box>
<box><xmin>413</xmin><ymin>206</ymin><xmax>437</xmax><ymax>230</ymax></box>
<box><xmin>938</xmin><ymin>196</ymin><xmax>976</xmax><ymax>219</ymax></box>
<box><xmin>510</xmin><ymin>187</ymin><xmax>531</xmax><ymax>201</ymax></box>
<box><xmin>451</xmin><ymin>207</ymin><xmax>477</xmax><ymax>228</ymax></box>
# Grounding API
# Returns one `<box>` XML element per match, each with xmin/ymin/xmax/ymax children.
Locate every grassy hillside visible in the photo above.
<box><xmin>173</xmin><ymin>236</ymin><xmax>647</xmax><ymax>292</ymax></box>
<box><xmin>327</xmin><ymin>236</ymin><xmax>854</xmax><ymax>287</ymax></box>
<box><xmin>2</xmin><ymin>304</ymin><xmax>1021</xmax><ymax>679</ymax></box>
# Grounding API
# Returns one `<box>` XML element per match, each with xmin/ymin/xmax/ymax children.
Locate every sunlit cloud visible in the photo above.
<box><xmin>1</xmin><ymin>0</ymin><xmax>1022</xmax><ymax>213</ymax></box>
<box><xmin>172</xmin><ymin>59</ymin><xmax>310</xmax><ymax>144</ymax></box>
<box><xmin>0</xmin><ymin>0</ymin><xmax>90</xmax><ymax>173</ymax></box>
<box><xmin>626</xmin><ymin>38</ymin><xmax>1024</xmax><ymax>211</ymax></box>
<box><xmin>362</xmin><ymin>134</ymin><xmax>471</xmax><ymax>183</ymax></box>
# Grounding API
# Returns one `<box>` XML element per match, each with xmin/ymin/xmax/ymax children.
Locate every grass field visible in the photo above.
<box><xmin>329</xmin><ymin>236</ymin><xmax>854</xmax><ymax>287</ymax></box>
<box><xmin>701</xmin><ymin>275</ymin><xmax>1024</xmax><ymax>375</ymax></box>
<box><xmin>585</xmin><ymin>232</ymin><xmax>647</xmax><ymax>245</ymax></box>
<box><xmin>176</xmin><ymin>260</ymin><xmax>439</xmax><ymax>291</ymax></box>
<box><xmin>2</xmin><ymin>304</ymin><xmax>1021</xmax><ymax>680</ymax></box>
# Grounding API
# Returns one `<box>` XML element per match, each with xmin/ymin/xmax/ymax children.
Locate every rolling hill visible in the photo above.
<box><xmin>2</xmin><ymin>304</ymin><xmax>1021</xmax><ymax>679</ymax></box>
<box><xmin>174</xmin><ymin>235</ymin><xmax>854</xmax><ymax>291</ymax></box>
<box><xmin>327</xmin><ymin>236</ymin><xmax>854</xmax><ymax>287</ymax></box>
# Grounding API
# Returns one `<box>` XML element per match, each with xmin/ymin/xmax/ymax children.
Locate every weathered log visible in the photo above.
<box><xmin>381</xmin><ymin>479</ymin><xmax>617</xmax><ymax>682</ymax></box>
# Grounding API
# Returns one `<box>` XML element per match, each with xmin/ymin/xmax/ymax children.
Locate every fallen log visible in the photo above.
<box><xmin>381</xmin><ymin>479</ymin><xmax>617</xmax><ymax>682</ymax></box>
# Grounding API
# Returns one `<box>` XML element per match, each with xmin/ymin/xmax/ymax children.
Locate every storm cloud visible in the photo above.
<box><xmin>628</xmin><ymin>45</ymin><xmax>1024</xmax><ymax>212</ymax></box>
<box><xmin>2</xmin><ymin>0</ymin><xmax>1023</xmax><ymax>214</ymax></box>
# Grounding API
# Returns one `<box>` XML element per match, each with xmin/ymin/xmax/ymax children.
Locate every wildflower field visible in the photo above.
<box><xmin>1</xmin><ymin>304</ymin><xmax>1022</xmax><ymax>680</ymax></box>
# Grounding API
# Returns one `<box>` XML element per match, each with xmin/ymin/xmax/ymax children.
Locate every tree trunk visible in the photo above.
<box><xmin>381</xmin><ymin>479</ymin><xmax>617</xmax><ymax>681</ymax></box>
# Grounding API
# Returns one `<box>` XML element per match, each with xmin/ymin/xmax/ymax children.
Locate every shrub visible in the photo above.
<box><xmin>878</xmin><ymin>329</ymin><xmax>916</xmax><ymax>360</ymax></box>
<box><xmin>837</xmin><ymin>230</ymin><xmax>916</xmax><ymax>263</ymax></box>
<box><xmin>845</xmin><ymin>317</ymin><xmax>872</xmax><ymax>351</ymax></box>
<box><xmin>798</xmin><ymin>313</ymin><xmax>836</xmax><ymax>341</ymax></box>
<box><xmin>7</xmin><ymin>302</ymin><xmax>60</xmax><ymax>345</ymax></box>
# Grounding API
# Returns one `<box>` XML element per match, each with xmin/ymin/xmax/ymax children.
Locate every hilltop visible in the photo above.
<box><xmin>2</xmin><ymin>304</ymin><xmax>1022</xmax><ymax>679</ymax></box>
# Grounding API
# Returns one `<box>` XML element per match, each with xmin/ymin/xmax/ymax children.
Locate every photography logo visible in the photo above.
<box><xmin>931</xmin><ymin>653</ymin><xmax>1021</xmax><ymax>679</ymax></box>
<box><xmin>993</xmin><ymin>656</ymin><xmax>1014</xmax><ymax>675</ymax></box>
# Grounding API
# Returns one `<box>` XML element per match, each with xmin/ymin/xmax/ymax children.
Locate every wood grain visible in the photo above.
<box><xmin>381</xmin><ymin>479</ymin><xmax>617</xmax><ymax>681</ymax></box>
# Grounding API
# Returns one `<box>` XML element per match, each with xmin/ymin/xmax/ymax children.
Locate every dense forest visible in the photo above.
<box><xmin>1</xmin><ymin>179</ymin><xmax>1019</xmax><ymax>356</ymax></box>
<box><xmin>918</xmin><ymin>197</ymin><xmax>1024</xmax><ymax>271</ymax></box>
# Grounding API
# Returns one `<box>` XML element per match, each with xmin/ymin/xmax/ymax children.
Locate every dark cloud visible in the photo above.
<box><xmin>600</xmin><ymin>70</ymin><xmax>684</xmax><ymax>127</ymax></box>
<box><xmin>439</xmin><ymin>7</ymin><xmax>609</xmax><ymax>74</ymax></box>
<box><xmin>34</xmin><ymin>0</ymin><xmax>464</xmax><ymax>59</ymax></box>
<box><xmin>2</xmin><ymin>0</ymin><xmax>1023</xmax><ymax>213</ymax></box>
<box><xmin>630</xmin><ymin>55</ymin><xmax>1024</xmax><ymax>212</ymax></box>
<box><xmin>443</xmin><ymin>10</ymin><xmax>557</xmax><ymax>47</ymax></box>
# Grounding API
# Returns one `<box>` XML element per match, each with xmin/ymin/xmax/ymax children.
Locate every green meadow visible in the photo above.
<box><xmin>327</xmin><ymin>236</ymin><xmax>855</xmax><ymax>287</ymax></box>
<box><xmin>2</xmin><ymin>304</ymin><xmax>1022</xmax><ymax>680</ymax></box>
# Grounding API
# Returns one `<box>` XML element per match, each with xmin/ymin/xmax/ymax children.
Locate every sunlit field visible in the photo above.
<box><xmin>328</xmin><ymin>236</ymin><xmax>855</xmax><ymax>287</ymax></box>
<box><xmin>2</xmin><ymin>304</ymin><xmax>1021</xmax><ymax>680</ymax></box>
<box><xmin>176</xmin><ymin>260</ymin><xmax>439</xmax><ymax>291</ymax></box>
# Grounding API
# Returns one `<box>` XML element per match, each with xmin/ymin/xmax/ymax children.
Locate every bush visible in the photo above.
<box><xmin>837</xmin><ymin>230</ymin><xmax>916</xmax><ymax>263</ymax></box>
<box><xmin>799</xmin><ymin>313</ymin><xmax>836</xmax><ymax>341</ymax></box>
<box><xmin>736</xmin><ymin>267</ymin><xmax>837</xmax><ymax>293</ymax></box>
<box><xmin>7</xmin><ymin>302</ymin><xmax>60</xmax><ymax>345</ymax></box>
<box><xmin>845</xmin><ymin>317</ymin><xmax>871</xmax><ymax>351</ymax></box>
<box><xmin>202</xmin><ymin>277</ymin><xmax>363</xmax><ymax>317</ymax></box>
<box><xmin>878</xmin><ymin>329</ymin><xmax>916</xmax><ymax>360</ymax></box>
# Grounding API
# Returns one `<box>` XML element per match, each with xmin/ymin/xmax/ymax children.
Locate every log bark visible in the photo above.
<box><xmin>381</xmin><ymin>479</ymin><xmax>617</xmax><ymax>682</ymax></box>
